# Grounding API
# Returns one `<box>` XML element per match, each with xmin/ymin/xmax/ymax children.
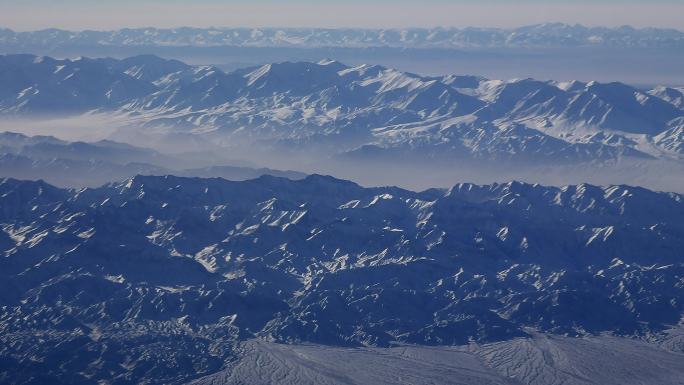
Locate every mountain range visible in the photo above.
<box><xmin>2</xmin><ymin>19</ymin><xmax>684</xmax><ymax>385</ymax></box>
<box><xmin>0</xmin><ymin>131</ymin><xmax>306</xmax><ymax>187</ymax></box>
<box><xmin>1</xmin><ymin>174</ymin><xmax>684</xmax><ymax>384</ymax></box>
<box><xmin>1</xmin><ymin>54</ymin><xmax>683</xmax><ymax>169</ymax></box>
<box><xmin>1</xmin><ymin>24</ymin><xmax>683</xmax><ymax>49</ymax></box>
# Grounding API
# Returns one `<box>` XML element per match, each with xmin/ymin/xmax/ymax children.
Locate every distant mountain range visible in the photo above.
<box><xmin>2</xmin><ymin>174</ymin><xmax>684</xmax><ymax>383</ymax></box>
<box><xmin>0</xmin><ymin>131</ymin><xmax>306</xmax><ymax>187</ymax></box>
<box><xmin>0</xmin><ymin>54</ymin><xmax>682</xmax><ymax>168</ymax></box>
<box><xmin>2</xmin><ymin>24</ymin><xmax>684</xmax><ymax>49</ymax></box>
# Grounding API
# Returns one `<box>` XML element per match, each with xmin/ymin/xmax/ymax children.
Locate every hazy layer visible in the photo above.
<box><xmin>2</xmin><ymin>117</ymin><xmax>684</xmax><ymax>193</ymax></box>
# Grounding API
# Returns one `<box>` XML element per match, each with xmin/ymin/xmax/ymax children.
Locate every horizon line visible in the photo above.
<box><xmin>2</xmin><ymin>22</ymin><xmax>684</xmax><ymax>34</ymax></box>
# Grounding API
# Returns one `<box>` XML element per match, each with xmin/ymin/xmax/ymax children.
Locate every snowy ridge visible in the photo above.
<box><xmin>1</xmin><ymin>24</ymin><xmax>684</xmax><ymax>49</ymax></box>
<box><xmin>1</xmin><ymin>54</ymin><xmax>684</xmax><ymax>165</ymax></box>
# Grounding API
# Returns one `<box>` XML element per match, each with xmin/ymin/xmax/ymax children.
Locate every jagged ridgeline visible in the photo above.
<box><xmin>1</xmin><ymin>24</ymin><xmax>684</xmax><ymax>49</ymax></box>
<box><xmin>1</xmin><ymin>174</ymin><xmax>683</xmax><ymax>383</ymax></box>
<box><xmin>0</xmin><ymin>54</ymin><xmax>682</xmax><ymax>165</ymax></box>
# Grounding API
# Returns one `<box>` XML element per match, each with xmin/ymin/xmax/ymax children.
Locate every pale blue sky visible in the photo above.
<box><xmin>1</xmin><ymin>0</ymin><xmax>683</xmax><ymax>31</ymax></box>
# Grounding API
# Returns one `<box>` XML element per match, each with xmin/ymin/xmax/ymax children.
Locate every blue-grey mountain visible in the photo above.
<box><xmin>1</xmin><ymin>54</ymin><xmax>682</xmax><ymax>167</ymax></box>
<box><xmin>2</xmin><ymin>24</ymin><xmax>683</xmax><ymax>49</ymax></box>
<box><xmin>1</xmin><ymin>174</ymin><xmax>684</xmax><ymax>384</ymax></box>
